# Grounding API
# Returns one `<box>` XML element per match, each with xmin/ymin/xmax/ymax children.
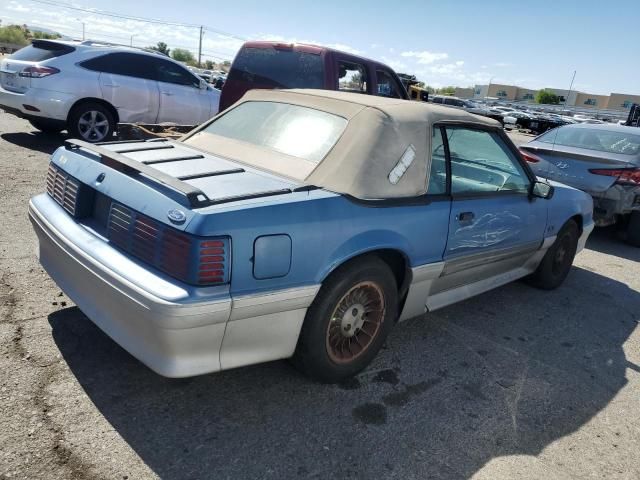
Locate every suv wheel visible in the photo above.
<box><xmin>292</xmin><ymin>257</ymin><xmax>398</xmax><ymax>383</ymax></box>
<box><xmin>68</xmin><ymin>102</ymin><xmax>115</xmax><ymax>143</ymax></box>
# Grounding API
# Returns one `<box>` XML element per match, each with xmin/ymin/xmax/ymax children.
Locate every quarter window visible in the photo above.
<box><xmin>376</xmin><ymin>69</ymin><xmax>402</xmax><ymax>98</ymax></box>
<box><xmin>445</xmin><ymin>127</ymin><xmax>530</xmax><ymax>194</ymax></box>
<box><xmin>337</xmin><ymin>61</ymin><xmax>367</xmax><ymax>93</ymax></box>
<box><xmin>428</xmin><ymin>127</ymin><xmax>447</xmax><ymax>194</ymax></box>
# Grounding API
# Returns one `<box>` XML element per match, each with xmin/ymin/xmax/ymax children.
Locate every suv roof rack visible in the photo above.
<box><xmin>78</xmin><ymin>40</ymin><xmax>169</xmax><ymax>56</ymax></box>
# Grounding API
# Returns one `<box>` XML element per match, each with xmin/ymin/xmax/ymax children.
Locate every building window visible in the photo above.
<box><xmin>496</xmin><ymin>90</ymin><xmax>507</xmax><ymax>97</ymax></box>
<box><xmin>475</xmin><ymin>88</ymin><xmax>481</xmax><ymax>95</ymax></box>
<box><xmin>523</xmin><ymin>93</ymin><xmax>534</xmax><ymax>100</ymax></box>
<box><xmin>584</xmin><ymin>98</ymin><xmax>597</xmax><ymax>106</ymax></box>
<box><xmin>622</xmin><ymin>100</ymin><xmax>632</xmax><ymax>109</ymax></box>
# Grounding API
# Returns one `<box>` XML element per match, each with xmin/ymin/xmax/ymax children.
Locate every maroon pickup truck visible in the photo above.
<box><xmin>219</xmin><ymin>41</ymin><xmax>409</xmax><ymax>111</ymax></box>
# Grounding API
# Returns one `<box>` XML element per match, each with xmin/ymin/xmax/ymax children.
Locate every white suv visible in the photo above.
<box><xmin>0</xmin><ymin>40</ymin><xmax>221</xmax><ymax>142</ymax></box>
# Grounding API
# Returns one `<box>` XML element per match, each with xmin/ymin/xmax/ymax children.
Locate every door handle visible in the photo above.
<box><xmin>457</xmin><ymin>211</ymin><xmax>475</xmax><ymax>223</ymax></box>
<box><xmin>102</xmin><ymin>84</ymin><xmax>119</xmax><ymax>88</ymax></box>
<box><xmin>161</xmin><ymin>91</ymin><xmax>174</xmax><ymax>96</ymax></box>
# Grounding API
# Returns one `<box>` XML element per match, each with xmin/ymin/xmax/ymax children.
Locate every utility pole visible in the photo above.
<box><xmin>198</xmin><ymin>26</ymin><xmax>204</xmax><ymax>68</ymax></box>
<box><xmin>130</xmin><ymin>34</ymin><xmax>135</xmax><ymax>47</ymax></box>
<box><xmin>566</xmin><ymin>70</ymin><xmax>577</xmax><ymax>108</ymax></box>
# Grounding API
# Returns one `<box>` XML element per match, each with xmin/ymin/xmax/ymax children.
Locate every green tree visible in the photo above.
<box><xmin>437</xmin><ymin>86</ymin><xmax>456</xmax><ymax>95</ymax></box>
<box><xmin>148</xmin><ymin>41</ymin><xmax>170</xmax><ymax>56</ymax></box>
<box><xmin>0</xmin><ymin>25</ymin><xmax>29</xmax><ymax>46</ymax></box>
<box><xmin>32</xmin><ymin>31</ymin><xmax>60</xmax><ymax>40</ymax></box>
<box><xmin>536</xmin><ymin>89</ymin><xmax>559</xmax><ymax>105</ymax></box>
<box><xmin>204</xmin><ymin>60</ymin><xmax>214</xmax><ymax>70</ymax></box>
<box><xmin>171</xmin><ymin>48</ymin><xmax>195</xmax><ymax>64</ymax></box>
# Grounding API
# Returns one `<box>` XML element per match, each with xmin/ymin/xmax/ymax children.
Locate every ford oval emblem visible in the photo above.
<box><xmin>167</xmin><ymin>209</ymin><xmax>186</xmax><ymax>224</ymax></box>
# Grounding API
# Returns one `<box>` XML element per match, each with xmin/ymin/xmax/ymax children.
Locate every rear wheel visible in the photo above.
<box><xmin>68</xmin><ymin>102</ymin><xmax>115</xmax><ymax>143</ymax></box>
<box><xmin>292</xmin><ymin>257</ymin><xmax>398</xmax><ymax>383</ymax></box>
<box><xmin>527</xmin><ymin>220</ymin><xmax>579</xmax><ymax>290</ymax></box>
<box><xmin>627</xmin><ymin>211</ymin><xmax>640</xmax><ymax>247</ymax></box>
<box><xmin>28</xmin><ymin>119</ymin><xmax>64</xmax><ymax>134</ymax></box>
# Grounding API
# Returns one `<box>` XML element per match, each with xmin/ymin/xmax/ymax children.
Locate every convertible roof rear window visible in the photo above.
<box><xmin>539</xmin><ymin>127</ymin><xmax>640</xmax><ymax>155</ymax></box>
<box><xmin>192</xmin><ymin>101</ymin><xmax>348</xmax><ymax>162</ymax></box>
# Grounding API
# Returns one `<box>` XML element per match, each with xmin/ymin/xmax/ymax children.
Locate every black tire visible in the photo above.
<box><xmin>67</xmin><ymin>102</ymin><xmax>115</xmax><ymax>143</ymax></box>
<box><xmin>627</xmin><ymin>211</ymin><xmax>640</xmax><ymax>247</ymax></box>
<box><xmin>527</xmin><ymin>220</ymin><xmax>579</xmax><ymax>290</ymax></box>
<box><xmin>28</xmin><ymin>119</ymin><xmax>64</xmax><ymax>134</ymax></box>
<box><xmin>292</xmin><ymin>256</ymin><xmax>398</xmax><ymax>383</ymax></box>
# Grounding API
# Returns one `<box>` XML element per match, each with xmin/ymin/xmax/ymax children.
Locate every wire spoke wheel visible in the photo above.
<box><xmin>325</xmin><ymin>281</ymin><xmax>385</xmax><ymax>364</ymax></box>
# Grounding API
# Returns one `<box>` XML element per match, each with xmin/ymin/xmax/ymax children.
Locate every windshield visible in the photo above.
<box><xmin>186</xmin><ymin>101</ymin><xmax>347</xmax><ymax>163</ymax></box>
<box><xmin>538</xmin><ymin>127</ymin><xmax>640</xmax><ymax>155</ymax></box>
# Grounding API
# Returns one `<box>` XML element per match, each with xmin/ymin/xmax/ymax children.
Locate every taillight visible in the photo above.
<box><xmin>589</xmin><ymin>168</ymin><xmax>640</xmax><ymax>186</ymax></box>
<box><xmin>19</xmin><ymin>66</ymin><xmax>60</xmax><ymax>78</ymax></box>
<box><xmin>519</xmin><ymin>148</ymin><xmax>543</xmax><ymax>163</ymax></box>
<box><xmin>198</xmin><ymin>239</ymin><xmax>228</xmax><ymax>285</ymax></box>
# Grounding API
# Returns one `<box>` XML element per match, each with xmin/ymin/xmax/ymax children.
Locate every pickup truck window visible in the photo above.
<box><xmin>230</xmin><ymin>47</ymin><xmax>324</xmax><ymax>89</ymax></box>
<box><xmin>190</xmin><ymin>101</ymin><xmax>347</xmax><ymax>163</ymax></box>
<box><xmin>376</xmin><ymin>69</ymin><xmax>403</xmax><ymax>99</ymax></box>
<box><xmin>338</xmin><ymin>61</ymin><xmax>367</xmax><ymax>93</ymax></box>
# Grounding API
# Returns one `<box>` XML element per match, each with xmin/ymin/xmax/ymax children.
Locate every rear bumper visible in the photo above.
<box><xmin>29</xmin><ymin>194</ymin><xmax>319</xmax><ymax>377</ymax></box>
<box><xmin>0</xmin><ymin>85</ymin><xmax>75</xmax><ymax>121</ymax></box>
<box><xmin>592</xmin><ymin>185</ymin><xmax>640</xmax><ymax>226</ymax></box>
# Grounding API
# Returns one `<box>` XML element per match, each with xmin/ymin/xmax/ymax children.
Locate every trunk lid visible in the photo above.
<box><xmin>522</xmin><ymin>142</ymin><xmax>639</xmax><ymax>193</ymax></box>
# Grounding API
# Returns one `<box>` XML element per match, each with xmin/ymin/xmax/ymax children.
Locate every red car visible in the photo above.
<box><xmin>219</xmin><ymin>41</ymin><xmax>409</xmax><ymax>111</ymax></box>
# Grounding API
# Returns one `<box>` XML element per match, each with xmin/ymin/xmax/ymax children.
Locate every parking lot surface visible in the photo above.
<box><xmin>1</xmin><ymin>112</ymin><xmax>639</xmax><ymax>480</ymax></box>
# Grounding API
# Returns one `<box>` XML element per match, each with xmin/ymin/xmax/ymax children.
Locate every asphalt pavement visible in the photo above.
<box><xmin>1</xmin><ymin>113</ymin><xmax>639</xmax><ymax>480</ymax></box>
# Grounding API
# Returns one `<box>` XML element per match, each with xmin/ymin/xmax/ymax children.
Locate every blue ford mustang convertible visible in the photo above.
<box><xmin>29</xmin><ymin>89</ymin><xmax>594</xmax><ymax>382</ymax></box>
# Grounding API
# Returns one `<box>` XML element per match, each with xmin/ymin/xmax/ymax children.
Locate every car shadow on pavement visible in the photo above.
<box><xmin>1</xmin><ymin>131</ymin><xmax>67</xmax><ymax>155</ymax></box>
<box><xmin>48</xmin><ymin>265</ymin><xmax>639</xmax><ymax>479</ymax></box>
<box><xmin>585</xmin><ymin>226</ymin><xmax>640</xmax><ymax>262</ymax></box>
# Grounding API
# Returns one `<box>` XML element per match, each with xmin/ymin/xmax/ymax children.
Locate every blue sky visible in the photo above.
<box><xmin>1</xmin><ymin>0</ymin><xmax>638</xmax><ymax>94</ymax></box>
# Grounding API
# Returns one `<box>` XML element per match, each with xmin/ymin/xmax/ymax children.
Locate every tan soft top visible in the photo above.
<box><xmin>185</xmin><ymin>89</ymin><xmax>501</xmax><ymax>200</ymax></box>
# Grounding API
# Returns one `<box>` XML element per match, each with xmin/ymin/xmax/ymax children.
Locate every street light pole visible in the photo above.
<box><xmin>198</xmin><ymin>26</ymin><xmax>204</xmax><ymax>68</ymax></box>
<box><xmin>130</xmin><ymin>35</ymin><xmax>136</xmax><ymax>47</ymax></box>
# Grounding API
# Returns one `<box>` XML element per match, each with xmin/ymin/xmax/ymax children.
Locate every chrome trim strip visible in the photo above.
<box><xmin>442</xmin><ymin>240</ymin><xmax>542</xmax><ymax>276</ymax></box>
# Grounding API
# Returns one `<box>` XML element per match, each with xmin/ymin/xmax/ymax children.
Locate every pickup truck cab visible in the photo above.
<box><xmin>219</xmin><ymin>41</ymin><xmax>409</xmax><ymax>111</ymax></box>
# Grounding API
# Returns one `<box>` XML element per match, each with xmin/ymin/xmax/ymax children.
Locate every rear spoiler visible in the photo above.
<box><xmin>64</xmin><ymin>139</ymin><xmax>212</xmax><ymax>208</ymax></box>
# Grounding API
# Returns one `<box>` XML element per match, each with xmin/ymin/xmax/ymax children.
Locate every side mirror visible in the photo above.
<box><xmin>199</xmin><ymin>78</ymin><xmax>208</xmax><ymax>90</ymax></box>
<box><xmin>531</xmin><ymin>181</ymin><xmax>554</xmax><ymax>199</ymax></box>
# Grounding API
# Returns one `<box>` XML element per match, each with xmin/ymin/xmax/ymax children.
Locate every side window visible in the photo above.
<box><xmin>337</xmin><ymin>61</ymin><xmax>367</xmax><ymax>93</ymax></box>
<box><xmin>428</xmin><ymin>127</ymin><xmax>447</xmax><ymax>194</ymax></box>
<box><xmin>80</xmin><ymin>53</ymin><xmax>155</xmax><ymax>80</ymax></box>
<box><xmin>155</xmin><ymin>59</ymin><xmax>200</xmax><ymax>87</ymax></box>
<box><xmin>376</xmin><ymin>69</ymin><xmax>402</xmax><ymax>98</ymax></box>
<box><xmin>432</xmin><ymin>97</ymin><xmax>443</xmax><ymax>104</ymax></box>
<box><xmin>445</xmin><ymin>127</ymin><xmax>530</xmax><ymax>195</ymax></box>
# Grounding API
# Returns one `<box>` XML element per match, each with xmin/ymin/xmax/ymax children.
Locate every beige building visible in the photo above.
<box><xmin>574</xmin><ymin>92</ymin><xmax>610</xmax><ymax>109</ymax></box>
<box><xmin>454</xmin><ymin>87</ymin><xmax>474</xmax><ymax>99</ymax></box>
<box><xmin>471</xmin><ymin>82</ymin><xmax>638</xmax><ymax>111</ymax></box>
<box><xmin>608</xmin><ymin>93</ymin><xmax>640</xmax><ymax>110</ymax></box>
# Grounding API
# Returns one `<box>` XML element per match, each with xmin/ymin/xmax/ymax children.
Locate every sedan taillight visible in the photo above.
<box><xmin>519</xmin><ymin>148</ymin><xmax>544</xmax><ymax>163</ymax></box>
<box><xmin>19</xmin><ymin>66</ymin><xmax>60</xmax><ymax>78</ymax></box>
<box><xmin>589</xmin><ymin>168</ymin><xmax>640</xmax><ymax>186</ymax></box>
